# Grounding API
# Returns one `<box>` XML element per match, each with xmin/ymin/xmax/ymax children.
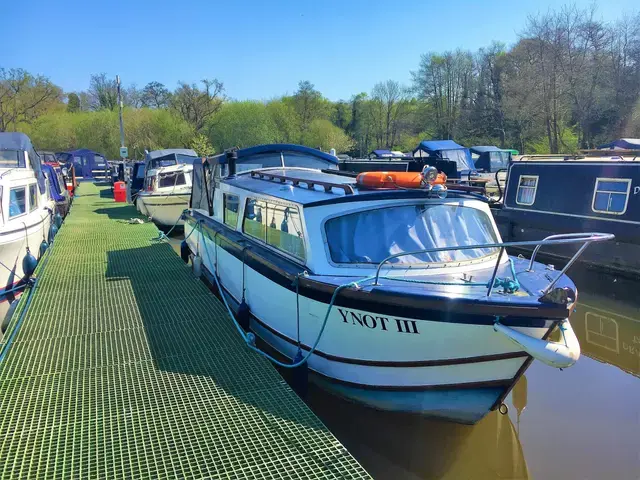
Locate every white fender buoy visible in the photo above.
<box><xmin>192</xmin><ymin>254</ymin><xmax>202</xmax><ymax>278</ymax></box>
<box><xmin>494</xmin><ymin>319</ymin><xmax>580</xmax><ymax>369</ymax></box>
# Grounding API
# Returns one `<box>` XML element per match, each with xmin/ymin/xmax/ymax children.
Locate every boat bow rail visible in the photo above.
<box><xmin>372</xmin><ymin>232</ymin><xmax>615</xmax><ymax>297</ymax></box>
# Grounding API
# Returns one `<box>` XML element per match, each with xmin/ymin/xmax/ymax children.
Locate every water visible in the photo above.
<box><xmin>169</xmin><ymin>234</ymin><xmax>639</xmax><ymax>479</ymax></box>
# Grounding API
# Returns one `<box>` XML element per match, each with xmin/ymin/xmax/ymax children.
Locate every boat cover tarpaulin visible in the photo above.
<box><xmin>597</xmin><ymin>138</ymin><xmax>640</xmax><ymax>150</ymax></box>
<box><xmin>190</xmin><ymin>158</ymin><xmax>212</xmax><ymax>213</ymax></box>
<box><xmin>42</xmin><ymin>164</ymin><xmax>64</xmax><ymax>202</ymax></box>
<box><xmin>145</xmin><ymin>149</ymin><xmax>198</xmax><ymax>171</ymax></box>
<box><xmin>0</xmin><ymin>132</ymin><xmax>45</xmax><ymax>193</ymax></box>
<box><xmin>413</xmin><ymin>140</ymin><xmax>475</xmax><ymax>172</ymax></box>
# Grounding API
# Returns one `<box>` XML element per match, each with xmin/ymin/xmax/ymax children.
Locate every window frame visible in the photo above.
<box><xmin>223</xmin><ymin>193</ymin><xmax>240</xmax><ymax>228</ymax></box>
<box><xmin>29</xmin><ymin>184</ymin><xmax>38</xmax><ymax>212</ymax></box>
<box><xmin>242</xmin><ymin>196</ymin><xmax>306</xmax><ymax>262</ymax></box>
<box><xmin>515</xmin><ymin>175</ymin><xmax>539</xmax><ymax>206</ymax></box>
<box><xmin>591</xmin><ymin>177</ymin><xmax>632</xmax><ymax>216</ymax></box>
<box><xmin>9</xmin><ymin>187</ymin><xmax>27</xmax><ymax>219</ymax></box>
<box><xmin>320</xmin><ymin>201</ymin><xmax>501</xmax><ymax>268</ymax></box>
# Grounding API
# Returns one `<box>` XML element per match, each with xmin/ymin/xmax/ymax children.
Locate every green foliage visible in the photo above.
<box><xmin>303</xmin><ymin>119</ymin><xmax>354</xmax><ymax>153</ymax></box>
<box><xmin>67</xmin><ymin>93</ymin><xmax>81</xmax><ymax>113</ymax></box>
<box><xmin>189</xmin><ymin>133</ymin><xmax>215</xmax><ymax>157</ymax></box>
<box><xmin>206</xmin><ymin>101</ymin><xmax>278</xmax><ymax>152</ymax></box>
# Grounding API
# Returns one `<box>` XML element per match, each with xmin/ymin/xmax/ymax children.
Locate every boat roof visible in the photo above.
<box><xmin>369</xmin><ymin>149</ymin><xmax>410</xmax><ymax>159</ymax></box>
<box><xmin>146</xmin><ymin>148</ymin><xmax>198</xmax><ymax>160</ymax></box>
<box><xmin>470</xmin><ymin>146</ymin><xmax>509</xmax><ymax>154</ymax></box>
<box><xmin>0</xmin><ymin>132</ymin><xmax>35</xmax><ymax>152</ymax></box>
<box><xmin>212</xmin><ymin>144</ymin><xmax>339</xmax><ymax>165</ymax></box>
<box><xmin>598</xmin><ymin>138</ymin><xmax>640</xmax><ymax>150</ymax></box>
<box><xmin>413</xmin><ymin>140</ymin><xmax>466</xmax><ymax>153</ymax></box>
<box><xmin>223</xmin><ymin>167</ymin><xmax>486</xmax><ymax>207</ymax></box>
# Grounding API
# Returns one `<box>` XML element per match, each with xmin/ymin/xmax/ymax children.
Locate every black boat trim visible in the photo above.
<box><xmin>187</xmin><ymin>211</ymin><xmax>569</xmax><ymax>326</ymax></box>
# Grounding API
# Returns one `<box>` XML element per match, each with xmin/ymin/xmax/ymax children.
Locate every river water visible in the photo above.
<box><xmin>169</xmin><ymin>235</ymin><xmax>639</xmax><ymax>479</ymax></box>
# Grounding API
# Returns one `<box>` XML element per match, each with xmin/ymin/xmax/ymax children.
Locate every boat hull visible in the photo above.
<box><xmin>137</xmin><ymin>193</ymin><xmax>189</xmax><ymax>227</ymax></box>
<box><xmin>186</xmin><ymin>216</ymin><xmax>559</xmax><ymax>423</ymax></box>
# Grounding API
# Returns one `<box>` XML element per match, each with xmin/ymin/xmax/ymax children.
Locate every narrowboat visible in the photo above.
<box><xmin>0</xmin><ymin>133</ymin><xmax>55</xmax><ymax>329</ymax></box>
<box><xmin>492</xmin><ymin>152</ymin><xmax>640</xmax><ymax>277</ymax></box>
<box><xmin>136</xmin><ymin>149</ymin><xmax>197</xmax><ymax>228</ymax></box>
<box><xmin>182</xmin><ymin>143</ymin><xmax>610</xmax><ymax>424</ymax></box>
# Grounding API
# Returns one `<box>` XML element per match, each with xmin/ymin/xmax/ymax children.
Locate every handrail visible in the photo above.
<box><xmin>249</xmin><ymin>170</ymin><xmax>354</xmax><ymax>195</ymax></box>
<box><xmin>372</xmin><ymin>232</ymin><xmax>614</xmax><ymax>297</ymax></box>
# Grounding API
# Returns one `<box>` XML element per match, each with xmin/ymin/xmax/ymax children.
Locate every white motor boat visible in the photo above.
<box><xmin>183</xmin><ymin>144</ymin><xmax>611</xmax><ymax>424</ymax></box>
<box><xmin>0</xmin><ymin>133</ymin><xmax>55</xmax><ymax>329</ymax></box>
<box><xmin>136</xmin><ymin>149</ymin><xmax>197</xmax><ymax>228</ymax></box>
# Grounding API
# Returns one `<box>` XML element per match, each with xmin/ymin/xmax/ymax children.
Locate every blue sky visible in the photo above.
<box><xmin>4</xmin><ymin>0</ymin><xmax>638</xmax><ymax>101</ymax></box>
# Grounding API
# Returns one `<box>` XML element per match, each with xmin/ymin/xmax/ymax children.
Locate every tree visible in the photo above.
<box><xmin>412</xmin><ymin>50</ymin><xmax>475</xmax><ymax>139</ymax></box>
<box><xmin>266</xmin><ymin>100</ymin><xmax>301</xmax><ymax>143</ymax></box>
<box><xmin>189</xmin><ymin>133</ymin><xmax>215</xmax><ymax>157</ymax></box>
<box><xmin>171</xmin><ymin>79</ymin><xmax>224</xmax><ymax>131</ymax></box>
<box><xmin>67</xmin><ymin>92</ymin><xmax>81</xmax><ymax>113</ymax></box>
<box><xmin>206</xmin><ymin>101</ymin><xmax>277</xmax><ymax>152</ymax></box>
<box><xmin>370</xmin><ymin>80</ymin><xmax>411</xmax><ymax>148</ymax></box>
<box><xmin>303</xmin><ymin>119</ymin><xmax>354</xmax><ymax>153</ymax></box>
<box><xmin>290</xmin><ymin>81</ymin><xmax>331</xmax><ymax>141</ymax></box>
<box><xmin>141</xmin><ymin>81</ymin><xmax>171</xmax><ymax>108</ymax></box>
<box><xmin>87</xmin><ymin>73</ymin><xmax>119</xmax><ymax>111</ymax></box>
<box><xmin>0</xmin><ymin>68</ymin><xmax>62</xmax><ymax>131</ymax></box>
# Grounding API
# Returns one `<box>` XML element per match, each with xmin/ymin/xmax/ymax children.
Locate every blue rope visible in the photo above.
<box><xmin>492</xmin><ymin>257</ymin><xmax>520</xmax><ymax>294</ymax></box>
<box><xmin>196</xmin><ymin>221</ymin><xmax>374</xmax><ymax>368</ymax></box>
<box><xmin>153</xmin><ymin>209</ymin><xmax>189</xmax><ymax>241</ymax></box>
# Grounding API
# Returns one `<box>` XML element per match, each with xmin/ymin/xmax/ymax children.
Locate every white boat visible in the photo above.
<box><xmin>136</xmin><ymin>149</ymin><xmax>197</xmax><ymax>228</ymax></box>
<box><xmin>183</xmin><ymin>144</ymin><xmax>611</xmax><ymax>424</ymax></box>
<box><xmin>0</xmin><ymin>133</ymin><xmax>55</xmax><ymax>329</ymax></box>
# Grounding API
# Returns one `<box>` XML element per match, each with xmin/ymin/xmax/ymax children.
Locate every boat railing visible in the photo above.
<box><xmin>249</xmin><ymin>170</ymin><xmax>355</xmax><ymax>195</ymax></box>
<box><xmin>372</xmin><ymin>232</ymin><xmax>614</xmax><ymax>297</ymax></box>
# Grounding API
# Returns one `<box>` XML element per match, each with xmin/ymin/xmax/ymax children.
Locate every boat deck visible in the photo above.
<box><xmin>0</xmin><ymin>182</ymin><xmax>369</xmax><ymax>479</ymax></box>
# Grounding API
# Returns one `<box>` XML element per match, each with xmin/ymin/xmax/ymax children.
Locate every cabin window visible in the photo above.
<box><xmin>243</xmin><ymin>198</ymin><xmax>305</xmax><ymax>260</ymax></box>
<box><xmin>29</xmin><ymin>184</ymin><xmax>38</xmax><ymax>212</ymax></box>
<box><xmin>515</xmin><ymin>175</ymin><xmax>538</xmax><ymax>205</ymax></box>
<box><xmin>158</xmin><ymin>172</ymin><xmax>186</xmax><ymax>188</ymax></box>
<box><xmin>325</xmin><ymin>203</ymin><xmax>499</xmax><ymax>264</ymax></box>
<box><xmin>592</xmin><ymin>178</ymin><xmax>631</xmax><ymax>215</ymax></box>
<box><xmin>0</xmin><ymin>150</ymin><xmax>20</xmax><ymax>168</ymax></box>
<box><xmin>9</xmin><ymin>187</ymin><xmax>26</xmax><ymax>218</ymax></box>
<box><xmin>224</xmin><ymin>194</ymin><xmax>239</xmax><ymax>228</ymax></box>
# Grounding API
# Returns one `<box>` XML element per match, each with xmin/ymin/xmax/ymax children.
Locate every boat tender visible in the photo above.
<box><xmin>136</xmin><ymin>149</ymin><xmax>198</xmax><ymax>228</ymax></box>
<box><xmin>182</xmin><ymin>143</ymin><xmax>612</xmax><ymax>423</ymax></box>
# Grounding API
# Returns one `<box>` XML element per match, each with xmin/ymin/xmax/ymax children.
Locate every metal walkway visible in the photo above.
<box><xmin>0</xmin><ymin>183</ymin><xmax>370</xmax><ymax>479</ymax></box>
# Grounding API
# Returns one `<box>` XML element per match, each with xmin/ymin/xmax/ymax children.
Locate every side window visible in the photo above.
<box><xmin>29</xmin><ymin>184</ymin><xmax>38</xmax><ymax>211</ymax></box>
<box><xmin>224</xmin><ymin>194</ymin><xmax>239</xmax><ymax>228</ymax></box>
<box><xmin>9</xmin><ymin>187</ymin><xmax>26</xmax><ymax>218</ymax></box>
<box><xmin>243</xmin><ymin>198</ymin><xmax>305</xmax><ymax>260</ymax></box>
<box><xmin>592</xmin><ymin>178</ymin><xmax>631</xmax><ymax>215</ymax></box>
<box><xmin>515</xmin><ymin>175</ymin><xmax>538</xmax><ymax>206</ymax></box>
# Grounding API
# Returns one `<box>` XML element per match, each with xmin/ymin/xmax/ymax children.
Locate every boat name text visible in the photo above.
<box><xmin>337</xmin><ymin>308</ymin><xmax>419</xmax><ymax>334</ymax></box>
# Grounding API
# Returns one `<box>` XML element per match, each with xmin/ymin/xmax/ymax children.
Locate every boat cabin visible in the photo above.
<box><xmin>190</xmin><ymin>144</ymin><xmax>503</xmax><ymax>278</ymax></box>
<box><xmin>470</xmin><ymin>146</ymin><xmax>511</xmax><ymax>173</ymax></box>
<box><xmin>56</xmin><ymin>149</ymin><xmax>108</xmax><ymax>179</ymax></box>
<box><xmin>129</xmin><ymin>161</ymin><xmax>146</xmax><ymax>199</ymax></box>
<box><xmin>412</xmin><ymin>140</ymin><xmax>477</xmax><ymax>179</ymax></box>
<box><xmin>144</xmin><ymin>149</ymin><xmax>198</xmax><ymax>174</ymax></box>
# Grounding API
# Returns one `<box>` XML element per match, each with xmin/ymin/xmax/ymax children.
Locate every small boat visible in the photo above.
<box><xmin>56</xmin><ymin>149</ymin><xmax>108</xmax><ymax>180</ymax></box>
<box><xmin>492</xmin><ymin>148</ymin><xmax>640</xmax><ymax>277</ymax></box>
<box><xmin>136</xmin><ymin>149</ymin><xmax>197</xmax><ymax>228</ymax></box>
<box><xmin>128</xmin><ymin>161</ymin><xmax>146</xmax><ymax>202</ymax></box>
<box><xmin>413</xmin><ymin>140</ymin><xmax>478</xmax><ymax>179</ymax></box>
<box><xmin>42</xmin><ymin>162</ymin><xmax>71</xmax><ymax>218</ymax></box>
<box><xmin>183</xmin><ymin>143</ymin><xmax>611</xmax><ymax>424</ymax></box>
<box><xmin>0</xmin><ymin>133</ymin><xmax>55</xmax><ymax>328</ymax></box>
<box><xmin>339</xmin><ymin>150</ymin><xmax>414</xmax><ymax>173</ymax></box>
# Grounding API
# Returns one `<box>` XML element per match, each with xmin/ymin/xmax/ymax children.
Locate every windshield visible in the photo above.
<box><xmin>325</xmin><ymin>203</ymin><xmax>499</xmax><ymax>264</ymax></box>
<box><xmin>442</xmin><ymin>149</ymin><xmax>474</xmax><ymax>172</ymax></box>
<box><xmin>489</xmin><ymin>151</ymin><xmax>509</xmax><ymax>170</ymax></box>
<box><xmin>151</xmin><ymin>158</ymin><xmax>177</xmax><ymax>169</ymax></box>
<box><xmin>158</xmin><ymin>171</ymin><xmax>186</xmax><ymax>188</ymax></box>
<box><xmin>0</xmin><ymin>150</ymin><xmax>20</xmax><ymax>168</ymax></box>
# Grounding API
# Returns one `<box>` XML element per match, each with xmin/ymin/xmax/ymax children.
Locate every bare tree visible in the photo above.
<box><xmin>171</xmin><ymin>79</ymin><xmax>224</xmax><ymax>131</ymax></box>
<box><xmin>87</xmin><ymin>73</ymin><xmax>119</xmax><ymax>111</ymax></box>
<box><xmin>0</xmin><ymin>68</ymin><xmax>62</xmax><ymax>131</ymax></box>
<box><xmin>370</xmin><ymin>80</ymin><xmax>411</xmax><ymax>148</ymax></box>
<box><xmin>141</xmin><ymin>81</ymin><xmax>171</xmax><ymax>108</ymax></box>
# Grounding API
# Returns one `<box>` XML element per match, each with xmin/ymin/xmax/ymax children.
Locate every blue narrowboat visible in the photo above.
<box><xmin>56</xmin><ymin>149</ymin><xmax>108</xmax><ymax>179</ymax></box>
<box><xmin>492</xmin><ymin>154</ymin><xmax>640</xmax><ymax>277</ymax></box>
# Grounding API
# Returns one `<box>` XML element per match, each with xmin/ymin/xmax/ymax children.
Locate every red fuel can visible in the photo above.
<box><xmin>114</xmin><ymin>181</ymin><xmax>127</xmax><ymax>202</ymax></box>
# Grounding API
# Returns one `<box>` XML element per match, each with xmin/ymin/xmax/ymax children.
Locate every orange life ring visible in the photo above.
<box><xmin>356</xmin><ymin>171</ymin><xmax>446</xmax><ymax>189</ymax></box>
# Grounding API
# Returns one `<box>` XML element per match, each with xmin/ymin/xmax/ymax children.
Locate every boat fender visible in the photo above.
<box><xmin>22</xmin><ymin>248</ymin><xmax>38</xmax><ymax>278</ymax></box>
<box><xmin>494</xmin><ymin>319</ymin><xmax>580</xmax><ymax>368</ymax></box>
<box><xmin>192</xmin><ymin>254</ymin><xmax>202</xmax><ymax>278</ymax></box>
<box><xmin>39</xmin><ymin>240</ymin><xmax>49</xmax><ymax>257</ymax></box>
<box><xmin>48</xmin><ymin>224</ymin><xmax>58</xmax><ymax>243</ymax></box>
<box><xmin>180</xmin><ymin>240</ymin><xmax>190</xmax><ymax>264</ymax></box>
<box><xmin>237</xmin><ymin>300</ymin><xmax>251</xmax><ymax>331</ymax></box>
<box><xmin>290</xmin><ymin>349</ymin><xmax>309</xmax><ymax>397</ymax></box>
<box><xmin>54</xmin><ymin>213</ymin><xmax>63</xmax><ymax>229</ymax></box>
